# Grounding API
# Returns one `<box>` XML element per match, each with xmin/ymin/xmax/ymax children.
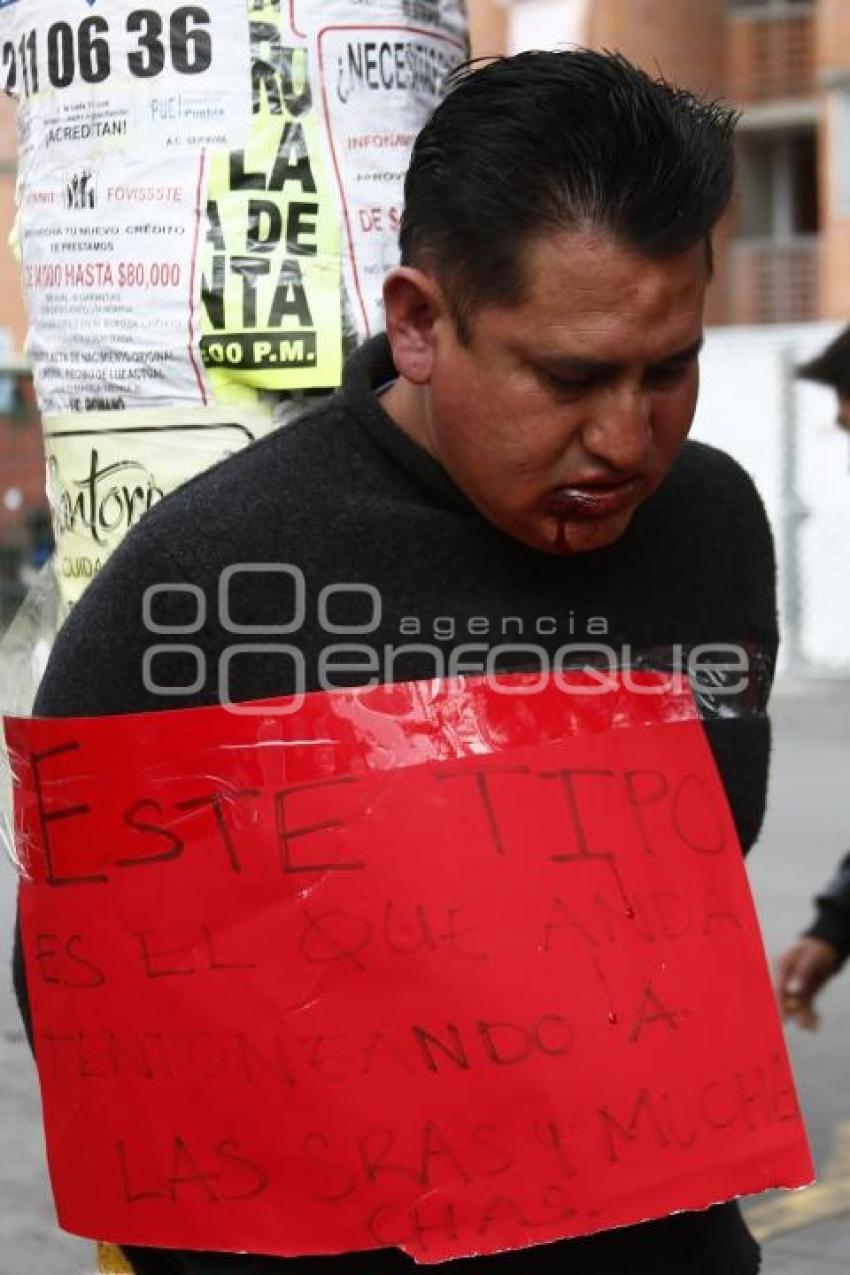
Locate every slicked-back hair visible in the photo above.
<box><xmin>400</xmin><ymin>49</ymin><xmax>738</xmax><ymax>340</ymax></box>
<box><xmin>797</xmin><ymin>326</ymin><xmax>850</xmax><ymax>398</ymax></box>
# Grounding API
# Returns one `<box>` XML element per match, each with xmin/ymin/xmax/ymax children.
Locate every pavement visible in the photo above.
<box><xmin>0</xmin><ymin>676</ymin><xmax>849</xmax><ymax>1275</ymax></box>
<box><xmin>760</xmin><ymin>1220</ymin><xmax>850</xmax><ymax>1274</ymax></box>
<box><xmin>742</xmin><ymin>679</ymin><xmax>850</xmax><ymax>1273</ymax></box>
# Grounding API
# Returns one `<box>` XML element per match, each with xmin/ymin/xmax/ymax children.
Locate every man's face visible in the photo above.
<box><xmin>389</xmin><ymin>228</ymin><xmax>708</xmax><ymax>555</ymax></box>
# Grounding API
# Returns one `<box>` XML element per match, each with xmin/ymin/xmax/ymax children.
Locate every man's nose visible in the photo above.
<box><xmin>579</xmin><ymin>386</ymin><xmax>652</xmax><ymax>471</ymax></box>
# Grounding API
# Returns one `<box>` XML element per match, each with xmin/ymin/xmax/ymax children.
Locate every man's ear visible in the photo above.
<box><xmin>383</xmin><ymin>266</ymin><xmax>445</xmax><ymax>386</ymax></box>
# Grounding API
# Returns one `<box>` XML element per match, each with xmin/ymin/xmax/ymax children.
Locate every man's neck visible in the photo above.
<box><xmin>380</xmin><ymin>376</ymin><xmax>436</xmax><ymax>459</ymax></box>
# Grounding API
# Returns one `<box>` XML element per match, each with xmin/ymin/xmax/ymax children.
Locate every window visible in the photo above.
<box><xmin>737</xmin><ymin>129</ymin><xmax>819</xmax><ymax>239</ymax></box>
<box><xmin>729</xmin><ymin>1</ymin><xmax>813</xmax><ymax>10</ymax></box>
<box><xmin>833</xmin><ymin>89</ymin><xmax>850</xmax><ymax>219</ymax></box>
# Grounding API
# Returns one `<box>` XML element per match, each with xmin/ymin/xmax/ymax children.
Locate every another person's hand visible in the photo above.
<box><xmin>774</xmin><ymin>937</ymin><xmax>842</xmax><ymax>1029</ymax></box>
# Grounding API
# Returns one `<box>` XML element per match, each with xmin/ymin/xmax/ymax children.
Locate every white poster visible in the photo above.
<box><xmin>6</xmin><ymin>1</ymin><xmax>252</xmax><ymax>165</ymax></box>
<box><xmin>21</xmin><ymin>152</ymin><xmax>215</xmax><ymax>414</ymax></box>
<box><xmin>317</xmin><ymin>11</ymin><xmax>467</xmax><ymax>338</ymax></box>
<box><xmin>3</xmin><ymin>1</ymin><xmax>253</xmax><ymax>414</ymax></box>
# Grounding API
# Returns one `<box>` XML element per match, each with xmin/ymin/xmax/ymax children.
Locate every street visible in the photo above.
<box><xmin>742</xmin><ymin>681</ymin><xmax>850</xmax><ymax>1271</ymax></box>
<box><xmin>0</xmin><ymin>680</ymin><xmax>848</xmax><ymax>1275</ymax></box>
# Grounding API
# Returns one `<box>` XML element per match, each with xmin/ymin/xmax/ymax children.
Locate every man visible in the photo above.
<box><xmin>797</xmin><ymin>325</ymin><xmax>850</xmax><ymax>433</ymax></box>
<box><xmin>775</xmin><ymin>859</ymin><xmax>850</xmax><ymax>1030</ymax></box>
<box><xmin>15</xmin><ymin>50</ymin><xmax>777</xmax><ymax>1275</ymax></box>
<box><xmin>774</xmin><ymin>327</ymin><xmax>850</xmax><ymax>1029</ymax></box>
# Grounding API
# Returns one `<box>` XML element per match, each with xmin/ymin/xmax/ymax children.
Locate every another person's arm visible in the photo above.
<box><xmin>775</xmin><ymin>852</ymin><xmax>850</xmax><ymax>1028</ymax></box>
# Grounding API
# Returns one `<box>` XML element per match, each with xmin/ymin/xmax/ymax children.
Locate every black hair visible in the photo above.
<box><xmin>796</xmin><ymin>326</ymin><xmax>850</xmax><ymax>398</ymax></box>
<box><xmin>400</xmin><ymin>49</ymin><xmax>738</xmax><ymax>338</ymax></box>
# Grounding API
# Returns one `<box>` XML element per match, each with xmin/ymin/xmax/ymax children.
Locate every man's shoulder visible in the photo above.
<box><xmin>665</xmin><ymin>439</ymin><xmax>770</xmax><ymax>529</ymax></box>
<box><xmin>675</xmin><ymin>438</ymin><xmax>761</xmax><ymax>491</ymax></box>
<box><xmin>133</xmin><ymin>401</ymin><xmax>344</xmax><ymax>566</ymax></box>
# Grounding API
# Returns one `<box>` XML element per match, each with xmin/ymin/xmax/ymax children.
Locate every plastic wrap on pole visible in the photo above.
<box><xmin>0</xmin><ymin>0</ymin><xmax>468</xmax><ymax>611</ymax></box>
<box><xmin>0</xmin><ymin>561</ymin><xmax>61</xmax><ymax>880</ymax></box>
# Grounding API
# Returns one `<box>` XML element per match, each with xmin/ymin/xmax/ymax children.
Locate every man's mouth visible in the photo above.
<box><xmin>543</xmin><ymin>477</ymin><xmax>642</xmax><ymax>522</ymax></box>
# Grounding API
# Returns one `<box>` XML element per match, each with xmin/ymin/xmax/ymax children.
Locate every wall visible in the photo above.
<box><xmin>468</xmin><ymin>0</ymin><xmax>508</xmax><ymax>57</ymax></box>
<box><xmin>586</xmin><ymin>0</ymin><xmax>726</xmax><ymax>96</ymax></box>
<box><xmin>693</xmin><ymin>320</ymin><xmax>849</xmax><ymax>672</ymax></box>
<box><xmin>817</xmin><ymin>0</ymin><xmax>850</xmax><ymax>319</ymax></box>
<box><xmin>0</xmin><ymin>95</ymin><xmax>26</xmax><ymax>353</ymax></box>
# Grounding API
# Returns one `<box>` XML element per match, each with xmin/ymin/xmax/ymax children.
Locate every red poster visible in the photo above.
<box><xmin>6</xmin><ymin>671</ymin><xmax>813</xmax><ymax>1262</ymax></box>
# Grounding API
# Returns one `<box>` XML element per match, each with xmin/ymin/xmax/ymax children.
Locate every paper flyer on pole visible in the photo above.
<box><xmin>0</xmin><ymin>0</ymin><xmax>468</xmax><ymax>608</ymax></box>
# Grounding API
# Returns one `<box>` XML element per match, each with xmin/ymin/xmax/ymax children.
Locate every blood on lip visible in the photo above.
<box><xmin>545</xmin><ymin>480</ymin><xmax>635</xmax><ymax>517</ymax></box>
<box><xmin>544</xmin><ymin>479</ymin><xmax>641</xmax><ymax>554</ymax></box>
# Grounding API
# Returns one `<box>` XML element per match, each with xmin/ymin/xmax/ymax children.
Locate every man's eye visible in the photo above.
<box><xmin>645</xmin><ymin>362</ymin><xmax>690</xmax><ymax>388</ymax></box>
<box><xmin>540</xmin><ymin>370</ymin><xmax>595</xmax><ymax>396</ymax></box>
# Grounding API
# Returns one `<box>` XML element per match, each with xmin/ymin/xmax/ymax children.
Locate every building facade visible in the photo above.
<box><xmin>0</xmin><ymin>95</ymin><xmax>47</xmax><ymax>630</ymax></box>
<box><xmin>469</xmin><ymin>0</ymin><xmax>850</xmax><ymax>325</ymax></box>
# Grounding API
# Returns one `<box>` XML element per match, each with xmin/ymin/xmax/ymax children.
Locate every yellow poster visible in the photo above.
<box><xmin>200</xmin><ymin>5</ymin><xmax>343</xmax><ymax>393</ymax></box>
<box><xmin>43</xmin><ymin>405</ymin><xmax>276</xmax><ymax>610</ymax></box>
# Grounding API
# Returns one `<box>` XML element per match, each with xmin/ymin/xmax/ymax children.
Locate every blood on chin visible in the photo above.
<box><xmin>548</xmin><ymin>513</ymin><xmax>629</xmax><ymax>555</ymax></box>
<box><xmin>479</xmin><ymin>503</ymin><xmax>628</xmax><ymax>555</ymax></box>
